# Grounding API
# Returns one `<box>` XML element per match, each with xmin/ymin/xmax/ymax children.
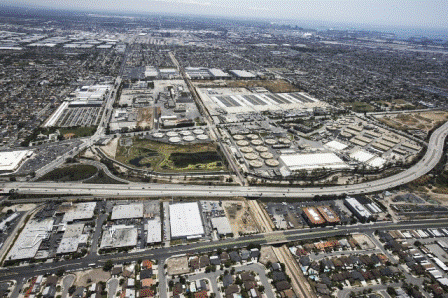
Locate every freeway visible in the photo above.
<box><xmin>3</xmin><ymin>120</ymin><xmax>447</xmax><ymax>198</ymax></box>
<box><xmin>0</xmin><ymin>218</ymin><xmax>448</xmax><ymax>283</ymax></box>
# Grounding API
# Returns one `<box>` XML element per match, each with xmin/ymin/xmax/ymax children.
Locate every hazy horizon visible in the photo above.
<box><xmin>2</xmin><ymin>0</ymin><xmax>447</xmax><ymax>31</ymax></box>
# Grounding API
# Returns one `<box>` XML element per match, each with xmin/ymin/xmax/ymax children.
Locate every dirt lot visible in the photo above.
<box><xmin>223</xmin><ymin>201</ymin><xmax>259</xmax><ymax>236</ymax></box>
<box><xmin>193</xmin><ymin>79</ymin><xmax>302</xmax><ymax>93</ymax></box>
<box><xmin>137</xmin><ymin>107</ymin><xmax>155</xmax><ymax>129</ymax></box>
<box><xmin>166</xmin><ymin>256</ymin><xmax>189</xmax><ymax>275</ymax></box>
<box><xmin>352</xmin><ymin>234</ymin><xmax>376</xmax><ymax>250</ymax></box>
<box><xmin>74</xmin><ymin>269</ymin><xmax>111</xmax><ymax>287</ymax></box>
<box><xmin>101</xmin><ymin>138</ymin><xmax>119</xmax><ymax>159</ymax></box>
<box><xmin>259</xmin><ymin>246</ymin><xmax>279</xmax><ymax>265</ymax></box>
<box><xmin>378</xmin><ymin>111</ymin><xmax>448</xmax><ymax>132</ymax></box>
<box><xmin>2</xmin><ymin>204</ymin><xmax>36</xmax><ymax>213</ymax></box>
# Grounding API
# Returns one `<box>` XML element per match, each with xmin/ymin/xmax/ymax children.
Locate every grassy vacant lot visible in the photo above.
<box><xmin>38</xmin><ymin>164</ymin><xmax>97</xmax><ymax>182</ymax></box>
<box><xmin>346</xmin><ymin>101</ymin><xmax>375</xmax><ymax>113</ymax></box>
<box><xmin>194</xmin><ymin>79</ymin><xmax>302</xmax><ymax>93</ymax></box>
<box><xmin>115</xmin><ymin>138</ymin><xmax>226</xmax><ymax>172</ymax></box>
<box><xmin>59</xmin><ymin>126</ymin><xmax>97</xmax><ymax>138</ymax></box>
<box><xmin>379</xmin><ymin>111</ymin><xmax>448</xmax><ymax>132</ymax></box>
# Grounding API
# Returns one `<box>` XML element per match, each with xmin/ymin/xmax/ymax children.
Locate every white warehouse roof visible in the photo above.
<box><xmin>211</xmin><ymin>217</ymin><xmax>233</xmax><ymax>236</ymax></box>
<box><xmin>350</xmin><ymin>150</ymin><xmax>375</xmax><ymax>163</ymax></box>
<box><xmin>325</xmin><ymin>140</ymin><xmax>348</xmax><ymax>151</ymax></box>
<box><xmin>62</xmin><ymin>202</ymin><xmax>96</xmax><ymax>223</ymax></box>
<box><xmin>0</xmin><ymin>150</ymin><xmax>31</xmax><ymax>172</ymax></box>
<box><xmin>169</xmin><ymin>202</ymin><xmax>204</xmax><ymax>238</ymax></box>
<box><xmin>111</xmin><ymin>203</ymin><xmax>144</xmax><ymax>220</ymax></box>
<box><xmin>279</xmin><ymin>153</ymin><xmax>348</xmax><ymax>171</ymax></box>
<box><xmin>146</xmin><ymin>220</ymin><xmax>162</xmax><ymax>244</ymax></box>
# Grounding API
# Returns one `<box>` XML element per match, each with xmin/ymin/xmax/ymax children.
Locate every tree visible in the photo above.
<box><xmin>387</xmin><ymin>286</ymin><xmax>396</xmax><ymax>296</ymax></box>
<box><xmin>103</xmin><ymin>260</ymin><xmax>113</xmax><ymax>271</ymax></box>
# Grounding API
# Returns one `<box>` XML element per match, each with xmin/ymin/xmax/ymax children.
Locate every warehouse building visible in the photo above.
<box><xmin>111</xmin><ymin>203</ymin><xmax>144</xmax><ymax>220</ymax></box>
<box><xmin>344</xmin><ymin>197</ymin><xmax>372</xmax><ymax>221</ymax></box>
<box><xmin>146</xmin><ymin>219</ymin><xmax>162</xmax><ymax>245</ymax></box>
<box><xmin>100</xmin><ymin>225</ymin><xmax>138</xmax><ymax>249</ymax></box>
<box><xmin>211</xmin><ymin>217</ymin><xmax>233</xmax><ymax>236</ymax></box>
<box><xmin>0</xmin><ymin>150</ymin><xmax>32</xmax><ymax>173</ymax></box>
<box><xmin>279</xmin><ymin>153</ymin><xmax>349</xmax><ymax>172</ymax></box>
<box><xmin>7</xmin><ymin>218</ymin><xmax>54</xmax><ymax>260</ymax></box>
<box><xmin>169</xmin><ymin>202</ymin><xmax>205</xmax><ymax>239</ymax></box>
<box><xmin>56</xmin><ymin>223</ymin><xmax>88</xmax><ymax>254</ymax></box>
<box><xmin>61</xmin><ymin>202</ymin><xmax>96</xmax><ymax>223</ymax></box>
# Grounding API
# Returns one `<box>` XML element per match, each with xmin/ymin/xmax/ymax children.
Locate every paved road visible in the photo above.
<box><xmin>3</xmin><ymin>120</ymin><xmax>447</xmax><ymax>198</ymax></box>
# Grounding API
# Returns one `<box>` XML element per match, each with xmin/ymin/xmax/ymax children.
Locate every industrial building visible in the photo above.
<box><xmin>302</xmin><ymin>207</ymin><xmax>326</xmax><ymax>225</ymax></box>
<box><xmin>211</xmin><ymin>217</ymin><xmax>233</xmax><ymax>236</ymax></box>
<box><xmin>317</xmin><ymin>206</ymin><xmax>340</xmax><ymax>224</ymax></box>
<box><xmin>279</xmin><ymin>153</ymin><xmax>349</xmax><ymax>172</ymax></box>
<box><xmin>100</xmin><ymin>225</ymin><xmax>138</xmax><ymax>249</ymax></box>
<box><xmin>111</xmin><ymin>203</ymin><xmax>144</xmax><ymax>220</ymax></box>
<box><xmin>0</xmin><ymin>150</ymin><xmax>32</xmax><ymax>173</ymax></box>
<box><xmin>56</xmin><ymin>223</ymin><xmax>88</xmax><ymax>254</ymax></box>
<box><xmin>61</xmin><ymin>202</ymin><xmax>96</xmax><ymax>223</ymax></box>
<box><xmin>6</xmin><ymin>218</ymin><xmax>54</xmax><ymax>260</ymax></box>
<box><xmin>169</xmin><ymin>202</ymin><xmax>205</xmax><ymax>239</ymax></box>
<box><xmin>146</xmin><ymin>219</ymin><xmax>162</xmax><ymax>245</ymax></box>
<box><xmin>344</xmin><ymin>197</ymin><xmax>372</xmax><ymax>221</ymax></box>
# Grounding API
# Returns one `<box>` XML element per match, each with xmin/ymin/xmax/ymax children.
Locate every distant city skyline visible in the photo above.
<box><xmin>2</xmin><ymin>0</ymin><xmax>448</xmax><ymax>30</ymax></box>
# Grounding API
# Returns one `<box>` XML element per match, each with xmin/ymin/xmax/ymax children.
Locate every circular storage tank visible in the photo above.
<box><xmin>260</xmin><ymin>152</ymin><xmax>274</xmax><ymax>159</ymax></box>
<box><xmin>180</xmin><ymin>130</ymin><xmax>192</xmax><ymax>136</ymax></box>
<box><xmin>251</xmin><ymin>139</ymin><xmax>263</xmax><ymax>146</ymax></box>
<box><xmin>193</xmin><ymin>129</ymin><xmax>204</xmax><ymax>135</ymax></box>
<box><xmin>244</xmin><ymin>153</ymin><xmax>259</xmax><ymax>160</ymax></box>
<box><xmin>255</xmin><ymin>146</ymin><xmax>268</xmax><ymax>152</ymax></box>
<box><xmin>233</xmin><ymin>135</ymin><xmax>245</xmax><ymax>140</ymax></box>
<box><xmin>247</xmin><ymin>134</ymin><xmax>259</xmax><ymax>140</ymax></box>
<box><xmin>265</xmin><ymin>139</ymin><xmax>277</xmax><ymax>145</ymax></box>
<box><xmin>278</xmin><ymin>138</ymin><xmax>291</xmax><ymax>144</ymax></box>
<box><xmin>167</xmin><ymin>131</ymin><xmax>179</xmax><ymax>137</ymax></box>
<box><xmin>183</xmin><ymin>136</ymin><xmax>195</xmax><ymax>142</ymax></box>
<box><xmin>249</xmin><ymin>160</ymin><xmax>263</xmax><ymax>168</ymax></box>
<box><xmin>240</xmin><ymin>147</ymin><xmax>254</xmax><ymax>153</ymax></box>
<box><xmin>236</xmin><ymin>140</ymin><xmax>250</xmax><ymax>147</ymax></box>
<box><xmin>196</xmin><ymin>134</ymin><xmax>208</xmax><ymax>140</ymax></box>
<box><xmin>265</xmin><ymin>159</ymin><xmax>280</xmax><ymax>167</ymax></box>
<box><xmin>152</xmin><ymin>132</ymin><xmax>164</xmax><ymax>138</ymax></box>
<box><xmin>169</xmin><ymin>137</ymin><xmax>181</xmax><ymax>143</ymax></box>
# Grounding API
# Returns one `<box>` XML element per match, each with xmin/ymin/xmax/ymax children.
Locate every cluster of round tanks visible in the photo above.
<box><xmin>193</xmin><ymin>129</ymin><xmax>204</xmax><ymax>135</ymax></box>
<box><xmin>167</xmin><ymin>131</ymin><xmax>179</xmax><ymax>137</ymax></box>
<box><xmin>236</xmin><ymin>140</ymin><xmax>249</xmax><ymax>147</ymax></box>
<box><xmin>244</xmin><ymin>153</ymin><xmax>259</xmax><ymax>160</ymax></box>
<box><xmin>233</xmin><ymin>135</ymin><xmax>245</xmax><ymax>140</ymax></box>
<box><xmin>251</xmin><ymin>139</ymin><xmax>263</xmax><ymax>146</ymax></box>
<box><xmin>249</xmin><ymin>160</ymin><xmax>263</xmax><ymax>168</ymax></box>
<box><xmin>169</xmin><ymin>137</ymin><xmax>181</xmax><ymax>143</ymax></box>
<box><xmin>255</xmin><ymin>146</ymin><xmax>268</xmax><ymax>152</ymax></box>
<box><xmin>265</xmin><ymin>159</ymin><xmax>279</xmax><ymax>167</ymax></box>
<box><xmin>152</xmin><ymin>132</ymin><xmax>164</xmax><ymax>138</ymax></box>
<box><xmin>240</xmin><ymin>147</ymin><xmax>254</xmax><ymax>153</ymax></box>
<box><xmin>265</xmin><ymin>139</ymin><xmax>277</xmax><ymax>145</ymax></box>
<box><xmin>247</xmin><ymin>134</ymin><xmax>259</xmax><ymax>140</ymax></box>
<box><xmin>197</xmin><ymin>135</ymin><xmax>208</xmax><ymax>140</ymax></box>
<box><xmin>180</xmin><ymin>130</ymin><xmax>192</xmax><ymax>136</ymax></box>
<box><xmin>183</xmin><ymin>136</ymin><xmax>195</xmax><ymax>142</ymax></box>
<box><xmin>278</xmin><ymin>138</ymin><xmax>291</xmax><ymax>144</ymax></box>
<box><xmin>260</xmin><ymin>152</ymin><xmax>274</xmax><ymax>159</ymax></box>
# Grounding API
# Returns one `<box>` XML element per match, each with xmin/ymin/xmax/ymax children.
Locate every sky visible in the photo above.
<box><xmin>2</xmin><ymin>0</ymin><xmax>448</xmax><ymax>29</ymax></box>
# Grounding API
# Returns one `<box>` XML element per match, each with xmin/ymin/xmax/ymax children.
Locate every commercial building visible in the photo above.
<box><xmin>317</xmin><ymin>206</ymin><xmax>340</xmax><ymax>224</ymax></box>
<box><xmin>100</xmin><ymin>225</ymin><xmax>138</xmax><ymax>249</ymax></box>
<box><xmin>61</xmin><ymin>202</ymin><xmax>96</xmax><ymax>223</ymax></box>
<box><xmin>344</xmin><ymin>197</ymin><xmax>372</xmax><ymax>221</ymax></box>
<box><xmin>111</xmin><ymin>203</ymin><xmax>144</xmax><ymax>220</ymax></box>
<box><xmin>302</xmin><ymin>207</ymin><xmax>326</xmax><ymax>225</ymax></box>
<box><xmin>0</xmin><ymin>150</ymin><xmax>32</xmax><ymax>173</ymax></box>
<box><xmin>279</xmin><ymin>153</ymin><xmax>349</xmax><ymax>172</ymax></box>
<box><xmin>211</xmin><ymin>217</ymin><xmax>233</xmax><ymax>236</ymax></box>
<box><xmin>56</xmin><ymin>223</ymin><xmax>88</xmax><ymax>254</ymax></box>
<box><xmin>7</xmin><ymin>218</ymin><xmax>54</xmax><ymax>260</ymax></box>
<box><xmin>146</xmin><ymin>220</ymin><xmax>162</xmax><ymax>245</ymax></box>
<box><xmin>169</xmin><ymin>202</ymin><xmax>204</xmax><ymax>239</ymax></box>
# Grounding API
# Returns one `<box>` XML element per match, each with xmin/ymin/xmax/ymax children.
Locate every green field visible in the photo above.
<box><xmin>38</xmin><ymin>164</ymin><xmax>98</xmax><ymax>182</ymax></box>
<box><xmin>59</xmin><ymin>126</ymin><xmax>97</xmax><ymax>138</ymax></box>
<box><xmin>347</xmin><ymin>101</ymin><xmax>375</xmax><ymax>113</ymax></box>
<box><xmin>115</xmin><ymin>138</ymin><xmax>226</xmax><ymax>172</ymax></box>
